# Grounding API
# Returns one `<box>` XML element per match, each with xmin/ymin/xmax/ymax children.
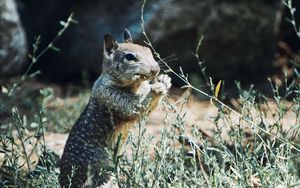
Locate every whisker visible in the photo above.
<box><xmin>160</xmin><ymin>57</ymin><xmax>178</xmax><ymax>64</ymax></box>
<box><xmin>158</xmin><ymin>57</ymin><xmax>178</xmax><ymax>67</ymax></box>
<box><xmin>159</xmin><ymin>54</ymin><xmax>175</xmax><ymax>60</ymax></box>
<box><xmin>157</xmin><ymin>54</ymin><xmax>177</xmax><ymax>63</ymax></box>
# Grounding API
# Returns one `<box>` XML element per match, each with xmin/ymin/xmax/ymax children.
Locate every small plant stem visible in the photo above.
<box><xmin>22</xmin><ymin>13</ymin><xmax>75</xmax><ymax>80</ymax></box>
<box><xmin>12</xmin><ymin>109</ymin><xmax>32</xmax><ymax>174</ymax></box>
<box><xmin>283</xmin><ymin>0</ymin><xmax>300</xmax><ymax>38</ymax></box>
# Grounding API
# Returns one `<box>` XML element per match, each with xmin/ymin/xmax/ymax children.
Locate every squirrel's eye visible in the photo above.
<box><xmin>125</xmin><ymin>53</ymin><xmax>136</xmax><ymax>61</ymax></box>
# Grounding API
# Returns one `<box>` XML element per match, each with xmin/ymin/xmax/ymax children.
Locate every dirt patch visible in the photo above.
<box><xmin>44</xmin><ymin>93</ymin><xmax>297</xmax><ymax>157</ymax></box>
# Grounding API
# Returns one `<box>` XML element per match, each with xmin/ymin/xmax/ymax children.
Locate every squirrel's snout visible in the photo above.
<box><xmin>151</xmin><ymin>69</ymin><xmax>159</xmax><ymax>77</ymax></box>
<box><xmin>150</xmin><ymin>64</ymin><xmax>160</xmax><ymax>77</ymax></box>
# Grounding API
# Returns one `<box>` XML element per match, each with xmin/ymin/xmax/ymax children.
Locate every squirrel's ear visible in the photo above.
<box><xmin>104</xmin><ymin>33</ymin><xmax>118</xmax><ymax>55</ymax></box>
<box><xmin>123</xmin><ymin>29</ymin><xmax>133</xmax><ymax>43</ymax></box>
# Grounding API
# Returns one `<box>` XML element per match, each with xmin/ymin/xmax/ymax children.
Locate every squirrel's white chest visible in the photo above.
<box><xmin>135</xmin><ymin>81</ymin><xmax>151</xmax><ymax>102</ymax></box>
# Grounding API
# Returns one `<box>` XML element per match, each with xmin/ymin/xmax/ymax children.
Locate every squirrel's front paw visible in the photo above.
<box><xmin>151</xmin><ymin>74</ymin><xmax>172</xmax><ymax>95</ymax></box>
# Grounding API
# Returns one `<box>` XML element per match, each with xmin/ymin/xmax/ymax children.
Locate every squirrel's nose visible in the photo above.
<box><xmin>151</xmin><ymin>65</ymin><xmax>160</xmax><ymax>77</ymax></box>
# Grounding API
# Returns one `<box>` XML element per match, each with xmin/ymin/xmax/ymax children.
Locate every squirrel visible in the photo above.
<box><xmin>59</xmin><ymin>29</ymin><xmax>172</xmax><ymax>187</ymax></box>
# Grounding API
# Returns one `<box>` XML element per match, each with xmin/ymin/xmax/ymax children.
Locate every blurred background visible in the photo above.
<box><xmin>1</xmin><ymin>0</ymin><xmax>300</xmax><ymax>97</ymax></box>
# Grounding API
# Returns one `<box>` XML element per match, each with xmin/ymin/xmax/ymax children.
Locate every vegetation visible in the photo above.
<box><xmin>1</xmin><ymin>0</ymin><xmax>300</xmax><ymax>187</ymax></box>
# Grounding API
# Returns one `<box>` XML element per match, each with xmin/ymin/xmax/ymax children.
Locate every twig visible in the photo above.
<box><xmin>22</xmin><ymin>13</ymin><xmax>76</xmax><ymax>80</ymax></box>
<box><xmin>283</xmin><ymin>0</ymin><xmax>300</xmax><ymax>38</ymax></box>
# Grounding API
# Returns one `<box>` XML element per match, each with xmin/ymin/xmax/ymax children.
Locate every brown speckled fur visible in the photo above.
<box><xmin>59</xmin><ymin>30</ymin><xmax>171</xmax><ymax>187</ymax></box>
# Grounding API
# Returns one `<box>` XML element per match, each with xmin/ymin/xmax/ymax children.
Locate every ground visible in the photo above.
<box><xmin>43</xmin><ymin>87</ymin><xmax>296</xmax><ymax>157</ymax></box>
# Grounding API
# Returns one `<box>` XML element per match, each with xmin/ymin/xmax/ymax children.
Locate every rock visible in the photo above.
<box><xmin>144</xmin><ymin>0</ymin><xmax>279</xmax><ymax>83</ymax></box>
<box><xmin>0</xmin><ymin>0</ymin><xmax>27</xmax><ymax>77</ymax></box>
<box><xmin>18</xmin><ymin>0</ymin><xmax>280</xmax><ymax>85</ymax></box>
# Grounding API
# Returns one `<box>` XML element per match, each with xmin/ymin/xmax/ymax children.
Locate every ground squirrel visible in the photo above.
<box><xmin>59</xmin><ymin>29</ymin><xmax>172</xmax><ymax>187</ymax></box>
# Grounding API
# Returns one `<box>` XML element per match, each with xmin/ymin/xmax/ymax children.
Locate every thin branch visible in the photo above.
<box><xmin>283</xmin><ymin>0</ymin><xmax>300</xmax><ymax>38</ymax></box>
<box><xmin>22</xmin><ymin>13</ymin><xmax>76</xmax><ymax>80</ymax></box>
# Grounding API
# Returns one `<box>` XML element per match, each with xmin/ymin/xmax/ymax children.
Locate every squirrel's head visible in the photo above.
<box><xmin>102</xmin><ymin>29</ymin><xmax>160</xmax><ymax>87</ymax></box>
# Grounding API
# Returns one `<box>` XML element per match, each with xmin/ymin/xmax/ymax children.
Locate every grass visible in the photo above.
<box><xmin>2</xmin><ymin>74</ymin><xmax>300</xmax><ymax>187</ymax></box>
<box><xmin>110</xmin><ymin>75</ymin><xmax>300</xmax><ymax>187</ymax></box>
<box><xmin>1</xmin><ymin>0</ymin><xmax>300</xmax><ymax>187</ymax></box>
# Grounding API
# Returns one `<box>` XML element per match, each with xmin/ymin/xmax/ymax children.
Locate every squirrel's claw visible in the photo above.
<box><xmin>151</xmin><ymin>74</ymin><xmax>172</xmax><ymax>95</ymax></box>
